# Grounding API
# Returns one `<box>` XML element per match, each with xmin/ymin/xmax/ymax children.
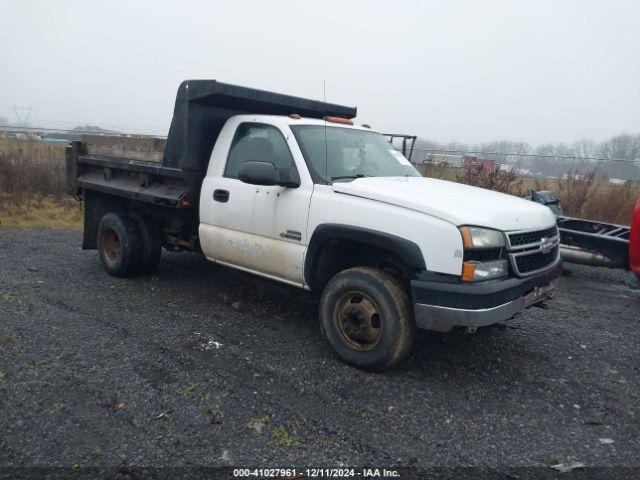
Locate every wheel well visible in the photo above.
<box><xmin>305</xmin><ymin>224</ymin><xmax>426</xmax><ymax>291</ymax></box>
<box><xmin>80</xmin><ymin>190</ymin><xmax>198</xmax><ymax>251</ymax></box>
<box><xmin>309</xmin><ymin>238</ymin><xmax>413</xmax><ymax>291</ymax></box>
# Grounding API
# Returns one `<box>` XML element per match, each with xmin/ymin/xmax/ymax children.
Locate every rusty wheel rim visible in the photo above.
<box><xmin>102</xmin><ymin>228</ymin><xmax>121</xmax><ymax>267</ymax></box>
<box><xmin>333</xmin><ymin>291</ymin><xmax>382</xmax><ymax>351</ymax></box>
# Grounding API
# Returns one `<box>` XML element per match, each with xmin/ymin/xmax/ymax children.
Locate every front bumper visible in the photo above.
<box><xmin>411</xmin><ymin>260</ymin><xmax>562</xmax><ymax>332</ymax></box>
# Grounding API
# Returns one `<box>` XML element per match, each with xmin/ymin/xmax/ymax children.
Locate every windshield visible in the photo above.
<box><xmin>290</xmin><ymin>125</ymin><xmax>421</xmax><ymax>183</ymax></box>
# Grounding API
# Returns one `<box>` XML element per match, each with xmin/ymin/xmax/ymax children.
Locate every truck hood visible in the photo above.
<box><xmin>332</xmin><ymin>176</ymin><xmax>556</xmax><ymax>231</ymax></box>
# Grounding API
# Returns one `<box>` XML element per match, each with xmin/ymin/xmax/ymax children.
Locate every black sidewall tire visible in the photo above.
<box><xmin>131</xmin><ymin>214</ymin><xmax>162</xmax><ymax>274</ymax></box>
<box><xmin>320</xmin><ymin>267</ymin><xmax>415</xmax><ymax>372</ymax></box>
<box><xmin>97</xmin><ymin>212</ymin><xmax>142</xmax><ymax>278</ymax></box>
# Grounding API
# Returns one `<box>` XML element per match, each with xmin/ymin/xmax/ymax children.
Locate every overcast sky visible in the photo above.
<box><xmin>1</xmin><ymin>0</ymin><xmax>639</xmax><ymax>145</ymax></box>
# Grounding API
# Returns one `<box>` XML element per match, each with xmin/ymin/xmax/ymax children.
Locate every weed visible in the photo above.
<box><xmin>0</xmin><ymin>333</ymin><xmax>18</xmax><ymax>344</ymax></box>
<box><xmin>247</xmin><ymin>415</ymin><xmax>269</xmax><ymax>434</ymax></box>
<box><xmin>23</xmin><ymin>360</ymin><xmax>50</xmax><ymax>372</ymax></box>
<box><xmin>200</xmin><ymin>403</ymin><xmax>224</xmax><ymax>424</ymax></box>
<box><xmin>270</xmin><ymin>425</ymin><xmax>301</xmax><ymax>447</ymax></box>
<box><xmin>78</xmin><ymin>447</ymin><xmax>102</xmax><ymax>462</ymax></box>
<box><xmin>178</xmin><ymin>383</ymin><xmax>198</xmax><ymax>398</ymax></box>
<box><xmin>455</xmin><ymin>167</ymin><xmax>525</xmax><ymax>196</ymax></box>
<box><xmin>103</xmin><ymin>391</ymin><xmax>126</xmax><ymax>409</ymax></box>
<box><xmin>0</xmin><ymin>292</ymin><xmax>16</xmax><ymax>302</ymax></box>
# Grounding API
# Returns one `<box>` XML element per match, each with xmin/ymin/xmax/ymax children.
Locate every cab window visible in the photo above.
<box><xmin>225</xmin><ymin>123</ymin><xmax>296</xmax><ymax>178</ymax></box>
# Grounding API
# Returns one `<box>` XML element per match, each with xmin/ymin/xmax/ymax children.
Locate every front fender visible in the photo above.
<box><xmin>304</xmin><ymin>224</ymin><xmax>426</xmax><ymax>288</ymax></box>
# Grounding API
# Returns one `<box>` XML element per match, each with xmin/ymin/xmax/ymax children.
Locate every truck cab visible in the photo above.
<box><xmin>67</xmin><ymin>80</ymin><xmax>561</xmax><ymax>371</ymax></box>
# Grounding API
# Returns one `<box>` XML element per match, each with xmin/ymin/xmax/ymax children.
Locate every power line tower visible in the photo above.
<box><xmin>12</xmin><ymin>105</ymin><xmax>33</xmax><ymax>127</ymax></box>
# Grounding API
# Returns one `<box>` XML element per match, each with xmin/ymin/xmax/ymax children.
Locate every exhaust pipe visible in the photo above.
<box><xmin>560</xmin><ymin>245</ymin><xmax>621</xmax><ymax>268</ymax></box>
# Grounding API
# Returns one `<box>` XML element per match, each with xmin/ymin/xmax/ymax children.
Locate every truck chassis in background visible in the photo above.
<box><xmin>530</xmin><ymin>189</ymin><xmax>633</xmax><ymax>270</ymax></box>
<box><xmin>556</xmin><ymin>216</ymin><xmax>630</xmax><ymax>269</ymax></box>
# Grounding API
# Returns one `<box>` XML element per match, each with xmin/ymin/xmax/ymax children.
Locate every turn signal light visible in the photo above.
<box><xmin>324</xmin><ymin>116</ymin><xmax>353</xmax><ymax>125</ymax></box>
<box><xmin>460</xmin><ymin>227</ymin><xmax>474</xmax><ymax>249</ymax></box>
<box><xmin>461</xmin><ymin>263</ymin><xmax>475</xmax><ymax>282</ymax></box>
<box><xmin>462</xmin><ymin>260</ymin><xmax>509</xmax><ymax>282</ymax></box>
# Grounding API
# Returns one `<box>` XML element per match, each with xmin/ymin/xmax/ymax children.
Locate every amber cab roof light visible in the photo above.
<box><xmin>324</xmin><ymin>116</ymin><xmax>353</xmax><ymax>126</ymax></box>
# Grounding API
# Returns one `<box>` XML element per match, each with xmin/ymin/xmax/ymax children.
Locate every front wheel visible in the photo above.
<box><xmin>319</xmin><ymin>267</ymin><xmax>415</xmax><ymax>372</ymax></box>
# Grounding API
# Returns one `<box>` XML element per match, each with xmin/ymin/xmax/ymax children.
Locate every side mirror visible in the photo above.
<box><xmin>239</xmin><ymin>161</ymin><xmax>300</xmax><ymax>188</ymax></box>
<box><xmin>276</xmin><ymin>168</ymin><xmax>301</xmax><ymax>188</ymax></box>
<box><xmin>239</xmin><ymin>161</ymin><xmax>277</xmax><ymax>186</ymax></box>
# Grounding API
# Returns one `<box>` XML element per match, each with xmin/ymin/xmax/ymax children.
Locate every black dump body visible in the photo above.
<box><xmin>165</xmin><ymin>80</ymin><xmax>356</xmax><ymax>172</ymax></box>
<box><xmin>68</xmin><ymin>80</ymin><xmax>356</xmax><ymax>206</ymax></box>
<box><xmin>66</xmin><ymin>80</ymin><xmax>356</xmax><ymax>250</ymax></box>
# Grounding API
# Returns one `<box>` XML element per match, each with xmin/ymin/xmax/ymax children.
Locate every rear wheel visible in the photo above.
<box><xmin>97</xmin><ymin>212</ymin><xmax>142</xmax><ymax>277</ymax></box>
<box><xmin>131</xmin><ymin>214</ymin><xmax>162</xmax><ymax>274</ymax></box>
<box><xmin>319</xmin><ymin>267</ymin><xmax>415</xmax><ymax>372</ymax></box>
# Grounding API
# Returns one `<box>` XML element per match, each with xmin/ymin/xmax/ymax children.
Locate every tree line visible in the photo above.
<box><xmin>412</xmin><ymin>132</ymin><xmax>640</xmax><ymax>181</ymax></box>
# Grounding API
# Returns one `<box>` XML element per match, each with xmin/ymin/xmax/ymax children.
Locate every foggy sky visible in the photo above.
<box><xmin>1</xmin><ymin>0</ymin><xmax>639</xmax><ymax>145</ymax></box>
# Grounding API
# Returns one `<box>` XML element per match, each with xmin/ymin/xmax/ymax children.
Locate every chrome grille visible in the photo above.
<box><xmin>508</xmin><ymin>226</ymin><xmax>558</xmax><ymax>247</ymax></box>
<box><xmin>507</xmin><ymin>227</ymin><xmax>560</xmax><ymax>277</ymax></box>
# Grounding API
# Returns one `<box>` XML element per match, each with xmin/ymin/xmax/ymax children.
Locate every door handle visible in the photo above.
<box><xmin>213</xmin><ymin>189</ymin><xmax>230</xmax><ymax>203</ymax></box>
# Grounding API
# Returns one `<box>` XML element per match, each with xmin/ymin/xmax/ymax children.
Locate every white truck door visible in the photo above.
<box><xmin>199</xmin><ymin>120</ymin><xmax>311</xmax><ymax>286</ymax></box>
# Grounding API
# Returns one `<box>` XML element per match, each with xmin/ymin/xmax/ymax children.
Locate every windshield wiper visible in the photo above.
<box><xmin>330</xmin><ymin>174</ymin><xmax>369</xmax><ymax>182</ymax></box>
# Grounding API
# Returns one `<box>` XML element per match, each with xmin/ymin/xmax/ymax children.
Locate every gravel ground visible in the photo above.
<box><xmin>0</xmin><ymin>228</ymin><xmax>638</xmax><ymax>475</ymax></box>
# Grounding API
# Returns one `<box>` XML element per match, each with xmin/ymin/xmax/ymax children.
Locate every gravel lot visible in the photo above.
<box><xmin>0</xmin><ymin>228</ymin><xmax>638</xmax><ymax>475</ymax></box>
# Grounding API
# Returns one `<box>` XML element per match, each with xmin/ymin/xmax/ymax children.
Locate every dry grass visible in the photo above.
<box><xmin>0</xmin><ymin>194</ymin><xmax>82</xmax><ymax>230</ymax></box>
<box><xmin>0</xmin><ymin>138</ymin><xmax>82</xmax><ymax>229</ymax></box>
<box><xmin>0</xmin><ymin>138</ymin><xmax>67</xmax><ymax>195</ymax></box>
<box><xmin>421</xmin><ymin>164</ymin><xmax>639</xmax><ymax>225</ymax></box>
<box><xmin>455</xmin><ymin>167</ymin><xmax>526</xmax><ymax>197</ymax></box>
<box><xmin>534</xmin><ymin>172</ymin><xmax>640</xmax><ymax>225</ymax></box>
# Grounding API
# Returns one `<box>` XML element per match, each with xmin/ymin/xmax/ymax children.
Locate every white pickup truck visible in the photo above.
<box><xmin>67</xmin><ymin>80</ymin><xmax>561</xmax><ymax>371</ymax></box>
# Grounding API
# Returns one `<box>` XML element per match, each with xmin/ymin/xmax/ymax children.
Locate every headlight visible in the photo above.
<box><xmin>462</xmin><ymin>260</ymin><xmax>509</xmax><ymax>282</ymax></box>
<box><xmin>459</xmin><ymin>227</ymin><xmax>507</xmax><ymax>282</ymax></box>
<box><xmin>459</xmin><ymin>226</ymin><xmax>505</xmax><ymax>249</ymax></box>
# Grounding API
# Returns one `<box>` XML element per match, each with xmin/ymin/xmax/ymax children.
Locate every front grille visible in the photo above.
<box><xmin>507</xmin><ymin>226</ymin><xmax>560</xmax><ymax>277</ymax></box>
<box><xmin>514</xmin><ymin>245</ymin><xmax>559</xmax><ymax>274</ymax></box>
<box><xmin>508</xmin><ymin>226</ymin><xmax>558</xmax><ymax>247</ymax></box>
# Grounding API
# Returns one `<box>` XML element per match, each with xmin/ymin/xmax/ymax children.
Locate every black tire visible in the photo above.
<box><xmin>131</xmin><ymin>214</ymin><xmax>162</xmax><ymax>274</ymax></box>
<box><xmin>97</xmin><ymin>212</ymin><xmax>142</xmax><ymax>278</ymax></box>
<box><xmin>319</xmin><ymin>267</ymin><xmax>415</xmax><ymax>372</ymax></box>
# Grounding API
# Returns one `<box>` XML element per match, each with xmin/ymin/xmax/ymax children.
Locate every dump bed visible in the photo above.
<box><xmin>67</xmin><ymin>80</ymin><xmax>356</xmax><ymax>209</ymax></box>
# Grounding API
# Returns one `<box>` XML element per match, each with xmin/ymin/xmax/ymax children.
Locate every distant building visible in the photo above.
<box><xmin>423</xmin><ymin>153</ymin><xmax>464</xmax><ymax>168</ymax></box>
<box><xmin>422</xmin><ymin>153</ymin><xmax>498</xmax><ymax>171</ymax></box>
<box><xmin>463</xmin><ymin>156</ymin><xmax>496</xmax><ymax>171</ymax></box>
<box><xmin>561</xmin><ymin>173</ymin><xmax>585</xmax><ymax>180</ymax></box>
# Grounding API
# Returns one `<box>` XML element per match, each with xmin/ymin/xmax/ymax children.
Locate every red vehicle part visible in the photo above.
<box><xmin>630</xmin><ymin>196</ymin><xmax>640</xmax><ymax>278</ymax></box>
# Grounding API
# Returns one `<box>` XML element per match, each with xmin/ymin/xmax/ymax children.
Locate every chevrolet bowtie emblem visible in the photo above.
<box><xmin>540</xmin><ymin>237</ymin><xmax>554</xmax><ymax>254</ymax></box>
